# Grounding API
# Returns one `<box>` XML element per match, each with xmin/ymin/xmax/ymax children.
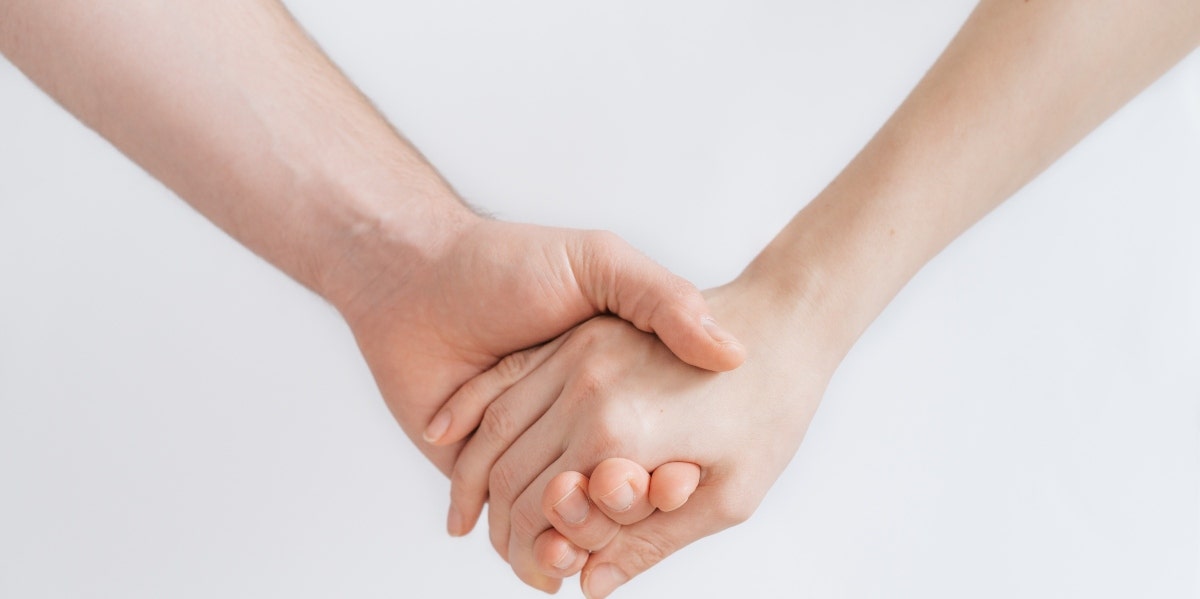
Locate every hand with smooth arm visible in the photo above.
<box><xmin>438</xmin><ymin>1</ymin><xmax>1200</xmax><ymax>595</ymax></box>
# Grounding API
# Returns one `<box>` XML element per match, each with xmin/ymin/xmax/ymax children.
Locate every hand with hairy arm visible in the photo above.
<box><xmin>0</xmin><ymin>0</ymin><xmax>745</xmax><ymax>481</ymax></box>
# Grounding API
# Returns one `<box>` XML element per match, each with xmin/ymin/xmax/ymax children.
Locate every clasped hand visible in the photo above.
<box><xmin>423</xmin><ymin>275</ymin><xmax>834</xmax><ymax>598</ymax></box>
<box><xmin>334</xmin><ymin>216</ymin><xmax>745</xmax><ymax>476</ymax></box>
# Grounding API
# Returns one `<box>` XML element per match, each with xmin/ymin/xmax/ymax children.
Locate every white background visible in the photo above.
<box><xmin>2</xmin><ymin>1</ymin><xmax>1198</xmax><ymax>597</ymax></box>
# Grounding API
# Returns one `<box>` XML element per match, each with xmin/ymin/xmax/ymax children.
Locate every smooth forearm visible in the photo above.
<box><xmin>741</xmin><ymin>0</ymin><xmax>1200</xmax><ymax>363</ymax></box>
<box><xmin>0</xmin><ymin>0</ymin><xmax>474</xmax><ymax>304</ymax></box>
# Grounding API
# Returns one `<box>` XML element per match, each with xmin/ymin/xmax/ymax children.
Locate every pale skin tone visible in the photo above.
<box><xmin>4</xmin><ymin>0</ymin><xmax>1198</xmax><ymax>597</ymax></box>
<box><xmin>0</xmin><ymin>0</ymin><xmax>745</xmax><ymax>481</ymax></box>
<box><xmin>434</xmin><ymin>1</ymin><xmax>1200</xmax><ymax>597</ymax></box>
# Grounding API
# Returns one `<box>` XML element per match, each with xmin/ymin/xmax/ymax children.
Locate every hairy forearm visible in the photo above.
<box><xmin>744</xmin><ymin>0</ymin><xmax>1200</xmax><ymax>363</ymax></box>
<box><xmin>0</xmin><ymin>0</ymin><xmax>474</xmax><ymax>304</ymax></box>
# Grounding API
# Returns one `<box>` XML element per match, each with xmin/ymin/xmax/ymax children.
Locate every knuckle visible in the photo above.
<box><xmin>597</xmin><ymin>396</ymin><xmax>639</xmax><ymax>436</ymax></box>
<box><xmin>663</xmin><ymin>274</ymin><xmax>700</xmax><ymax>303</ymax></box>
<box><xmin>509</xmin><ymin>502</ymin><xmax>545</xmax><ymax>541</ymax></box>
<box><xmin>650</xmin><ymin>278</ymin><xmax>704</xmax><ymax>326</ymax></box>
<box><xmin>579</xmin><ymin>230</ymin><xmax>631</xmax><ymax>300</ymax></box>
<box><xmin>569</xmin><ymin>349</ymin><xmax>623</xmax><ymax>397</ymax></box>
<box><xmin>567</xmin><ymin>323</ymin><xmax>603</xmax><ymax>350</ymax></box>
<box><xmin>581</xmin><ymin>428</ymin><xmax>620</xmax><ymax>459</ymax></box>
<box><xmin>579</xmin><ymin>404</ymin><xmax>636</xmax><ymax>458</ymax></box>
<box><xmin>489</xmin><ymin>525</ymin><xmax>508</xmax><ymax>560</ymax></box>
<box><xmin>493</xmin><ymin>349</ymin><xmax>529</xmax><ymax>382</ymax></box>
<box><xmin>711</xmin><ymin>488</ymin><xmax>758</xmax><ymax>527</ymax></box>
<box><xmin>570</xmin><ymin>365</ymin><xmax>606</xmax><ymax>400</ymax></box>
<box><xmin>479</xmin><ymin>399</ymin><xmax>518</xmax><ymax>445</ymax></box>
<box><xmin>584</xmin><ymin>229</ymin><xmax>625</xmax><ymax>254</ymax></box>
<box><xmin>449</xmin><ymin>462</ymin><xmax>481</xmax><ymax>499</ymax></box>
<box><xmin>569</xmin><ymin>315</ymin><xmax>624</xmax><ymax>348</ymax></box>
<box><xmin>620</xmin><ymin>533</ymin><xmax>672</xmax><ymax>574</ymax></box>
<box><xmin>488</xmin><ymin>461</ymin><xmax>519</xmax><ymax>505</ymax></box>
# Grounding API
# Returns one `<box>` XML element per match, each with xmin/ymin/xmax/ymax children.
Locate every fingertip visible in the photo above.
<box><xmin>690</xmin><ymin>339</ymin><xmax>747</xmax><ymax>372</ymax></box>
<box><xmin>700</xmin><ymin>317</ymin><xmax>747</xmax><ymax>370</ymax></box>
<box><xmin>542</xmin><ymin>471</ymin><xmax>591</xmax><ymax>520</ymax></box>
<box><xmin>448</xmin><ymin>473</ymin><xmax>486</xmax><ymax>538</ymax></box>
<box><xmin>551</xmin><ymin>485</ymin><xmax>591</xmax><ymax>525</ymax></box>
<box><xmin>655</xmin><ymin>312</ymin><xmax>746</xmax><ymax>373</ymax></box>
<box><xmin>648</xmin><ymin>462</ymin><xmax>701</xmax><ymax>512</ymax></box>
<box><xmin>447</xmin><ymin>504</ymin><xmax>464</xmax><ymax>537</ymax></box>
<box><xmin>582</xmin><ymin>563</ymin><xmax>629</xmax><ymax>599</ymax></box>
<box><xmin>590</xmin><ymin>458</ymin><xmax>649</xmax><ymax>512</ymax></box>
<box><xmin>422</xmin><ymin>409</ymin><xmax>453</xmax><ymax>445</ymax></box>
<box><xmin>528</xmin><ymin>572</ymin><xmax>563</xmax><ymax>595</ymax></box>
<box><xmin>593</xmin><ymin>245</ymin><xmax>742</xmax><ymax>373</ymax></box>
<box><xmin>589</xmin><ymin>458</ymin><xmax>655</xmax><ymax>526</ymax></box>
<box><xmin>535</xmin><ymin>529</ymin><xmax>587</xmax><ymax>578</ymax></box>
<box><xmin>581</xmin><ymin>504</ymin><xmax>717</xmax><ymax>598</ymax></box>
<box><xmin>447</xmin><ymin>498</ymin><xmax>483</xmax><ymax>537</ymax></box>
<box><xmin>517</xmin><ymin>539</ymin><xmax>568</xmax><ymax>594</ymax></box>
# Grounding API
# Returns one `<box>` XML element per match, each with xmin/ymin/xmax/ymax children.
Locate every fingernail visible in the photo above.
<box><xmin>701</xmin><ymin>316</ymin><xmax>738</xmax><ymax>345</ymax></box>
<box><xmin>585</xmin><ymin>564</ymin><xmax>628</xmax><ymax>599</ymax></box>
<box><xmin>447</xmin><ymin>505</ymin><xmax>464</xmax><ymax>536</ymax></box>
<box><xmin>423</xmin><ymin>410</ymin><xmax>451</xmax><ymax>443</ymax></box>
<box><xmin>552</xmin><ymin>486</ymin><xmax>589</xmax><ymax>524</ymax></box>
<box><xmin>554</xmin><ymin>547</ymin><xmax>576</xmax><ymax>570</ymax></box>
<box><xmin>599</xmin><ymin>482</ymin><xmax>635</xmax><ymax>512</ymax></box>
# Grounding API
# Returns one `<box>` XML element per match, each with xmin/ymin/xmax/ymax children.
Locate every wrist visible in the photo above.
<box><xmin>306</xmin><ymin>174</ymin><xmax>481</xmax><ymax>316</ymax></box>
<box><xmin>712</xmin><ymin>252</ymin><xmax>857</xmax><ymax>375</ymax></box>
<box><xmin>718</xmin><ymin>190</ymin><xmax>927</xmax><ymax>370</ymax></box>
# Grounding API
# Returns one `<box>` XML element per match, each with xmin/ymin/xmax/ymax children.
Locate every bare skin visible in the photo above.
<box><xmin>439</xmin><ymin>1</ymin><xmax>1200</xmax><ymax>596</ymax></box>
<box><xmin>0</xmin><ymin>0</ymin><xmax>745</xmax><ymax>480</ymax></box>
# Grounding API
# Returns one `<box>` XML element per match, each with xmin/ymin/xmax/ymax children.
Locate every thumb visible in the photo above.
<box><xmin>571</xmin><ymin>231</ymin><xmax>745</xmax><ymax>372</ymax></box>
<box><xmin>578</xmin><ymin>489</ymin><xmax>740</xmax><ymax>599</ymax></box>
